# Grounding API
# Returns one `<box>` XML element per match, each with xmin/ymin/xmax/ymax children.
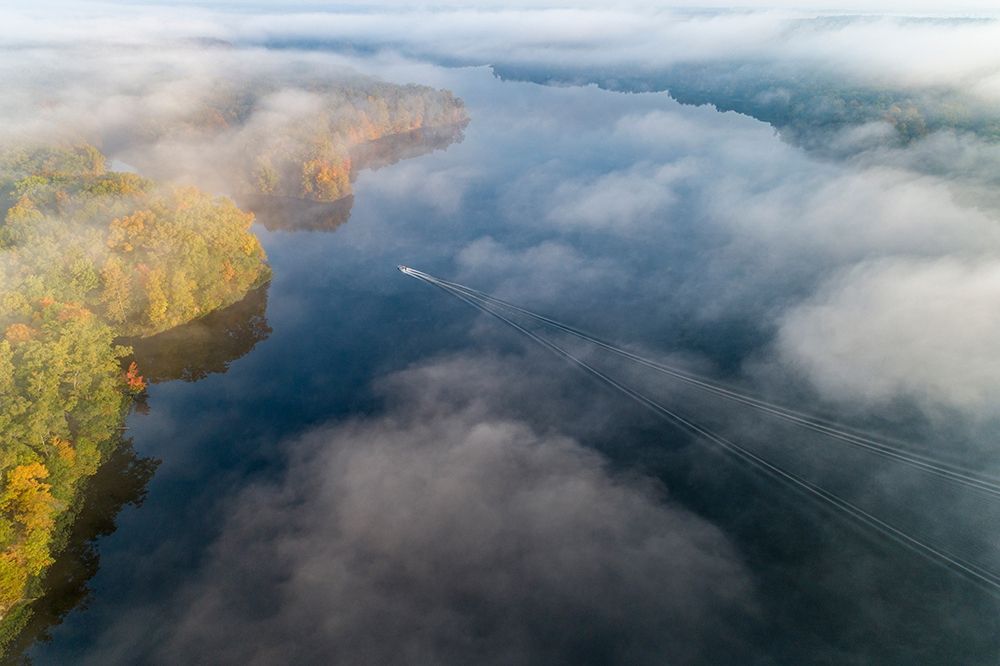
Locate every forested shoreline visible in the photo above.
<box><xmin>0</xmin><ymin>144</ymin><xmax>270</xmax><ymax>645</ymax></box>
<box><xmin>0</xmin><ymin>74</ymin><xmax>467</xmax><ymax>653</ymax></box>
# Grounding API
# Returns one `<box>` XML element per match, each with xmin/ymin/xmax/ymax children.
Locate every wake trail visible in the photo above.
<box><xmin>404</xmin><ymin>268</ymin><xmax>1000</xmax><ymax>499</ymax></box>
<box><xmin>402</xmin><ymin>269</ymin><xmax>1000</xmax><ymax>597</ymax></box>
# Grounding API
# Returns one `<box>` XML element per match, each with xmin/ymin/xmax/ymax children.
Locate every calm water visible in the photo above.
<box><xmin>28</xmin><ymin>64</ymin><xmax>1000</xmax><ymax>664</ymax></box>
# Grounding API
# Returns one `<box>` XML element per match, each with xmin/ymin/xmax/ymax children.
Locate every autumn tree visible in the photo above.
<box><xmin>0</xmin><ymin>143</ymin><xmax>270</xmax><ymax>626</ymax></box>
<box><xmin>100</xmin><ymin>256</ymin><xmax>132</xmax><ymax>325</ymax></box>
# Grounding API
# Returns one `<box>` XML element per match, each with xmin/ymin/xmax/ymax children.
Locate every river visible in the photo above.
<box><xmin>27</xmin><ymin>62</ymin><xmax>1000</xmax><ymax>665</ymax></box>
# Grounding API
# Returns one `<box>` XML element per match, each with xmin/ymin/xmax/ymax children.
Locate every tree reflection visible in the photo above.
<box><xmin>126</xmin><ymin>282</ymin><xmax>272</xmax><ymax>384</ymax></box>
<box><xmin>1</xmin><ymin>440</ymin><xmax>159</xmax><ymax>663</ymax></box>
<box><xmin>3</xmin><ymin>122</ymin><xmax>466</xmax><ymax>661</ymax></box>
<box><xmin>0</xmin><ymin>286</ymin><xmax>270</xmax><ymax>661</ymax></box>
<box><xmin>350</xmin><ymin>122</ymin><xmax>467</xmax><ymax>173</ymax></box>
<box><xmin>240</xmin><ymin>194</ymin><xmax>355</xmax><ymax>233</ymax></box>
<box><xmin>242</xmin><ymin>122</ymin><xmax>467</xmax><ymax>233</ymax></box>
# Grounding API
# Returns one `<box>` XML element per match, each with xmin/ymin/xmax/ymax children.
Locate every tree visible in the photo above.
<box><xmin>1</xmin><ymin>462</ymin><xmax>58</xmax><ymax>575</ymax></box>
<box><xmin>169</xmin><ymin>269</ymin><xmax>198</xmax><ymax>322</ymax></box>
<box><xmin>143</xmin><ymin>268</ymin><xmax>169</xmax><ymax>328</ymax></box>
<box><xmin>100</xmin><ymin>257</ymin><xmax>132</xmax><ymax>325</ymax></box>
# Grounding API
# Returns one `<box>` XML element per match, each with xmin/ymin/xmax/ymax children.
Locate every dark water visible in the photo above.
<box><xmin>26</xmin><ymin>65</ymin><xmax>1000</xmax><ymax>664</ymax></box>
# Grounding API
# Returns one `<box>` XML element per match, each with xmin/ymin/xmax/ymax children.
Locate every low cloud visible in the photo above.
<box><xmin>478</xmin><ymin>95</ymin><xmax>1000</xmax><ymax>416</ymax></box>
<box><xmin>86</xmin><ymin>355</ymin><xmax>752</xmax><ymax>665</ymax></box>
<box><xmin>362</xmin><ymin>160</ymin><xmax>479</xmax><ymax>216</ymax></box>
<box><xmin>456</xmin><ymin>236</ymin><xmax>628</xmax><ymax>304</ymax></box>
<box><xmin>776</xmin><ymin>258</ymin><xmax>1000</xmax><ymax>413</ymax></box>
<box><xmin>9</xmin><ymin>5</ymin><xmax>1000</xmax><ymax>101</ymax></box>
<box><xmin>546</xmin><ymin>160</ymin><xmax>694</xmax><ymax>232</ymax></box>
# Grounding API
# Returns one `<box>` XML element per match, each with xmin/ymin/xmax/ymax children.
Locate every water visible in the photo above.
<box><xmin>26</xmin><ymin>64</ymin><xmax>1000</xmax><ymax>664</ymax></box>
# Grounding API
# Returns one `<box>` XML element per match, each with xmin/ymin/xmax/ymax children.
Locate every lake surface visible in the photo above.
<box><xmin>28</xmin><ymin>63</ymin><xmax>1000</xmax><ymax>664</ymax></box>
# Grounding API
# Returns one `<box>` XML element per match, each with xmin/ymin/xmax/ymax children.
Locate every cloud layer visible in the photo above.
<box><xmin>778</xmin><ymin>258</ymin><xmax>1000</xmax><ymax>410</ymax></box>
<box><xmin>86</xmin><ymin>356</ymin><xmax>751</xmax><ymax>665</ymax></box>
<box><xmin>425</xmin><ymin>78</ymin><xmax>1000</xmax><ymax>418</ymax></box>
<box><xmin>7</xmin><ymin>5</ymin><xmax>999</xmax><ymax>662</ymax></box>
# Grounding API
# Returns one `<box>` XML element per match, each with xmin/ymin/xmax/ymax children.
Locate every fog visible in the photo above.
<box><xmin>779</xmin><ymin>258</ymin><xmax>1000</xmax><ymax>410</ymax></box>
<box><xmin>9</xmin><ymin>4</ymin><xmax>1000</xmax><ymax>90</ymax></box>
<box><xmin>0</xmin><ymin>45</ymin><xmax>462</xmax><ymax>198</ymax></box>
<box><xmin>72</xmin><ymin>356</ymin><xmax>751</xmax><ymax>665</ymax></box>
<box><xmin>423</xmin><ymin>82</ymin><xmax>1000</xmax><ymax>417</ymax></box>
<box><xmin>5</xmin><ymin>2</ymin><xmax>1000</xmax><ymax>663</ymax></box>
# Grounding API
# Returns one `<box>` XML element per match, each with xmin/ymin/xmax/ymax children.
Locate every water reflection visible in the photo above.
<box><xmin>240</xmin><ymin>122</ymin><xmax>466</xmax><ymax>232</ymax></box>
<box><xmin>2</xmin><ymin>252</ymin><xmax>268</xmax><ymax>664</ymax></box>
<box><xmin>23</xmin><ymin>60</ymin><xmax>1000</xmax><ymax>666</ymax></box>
<box><xmin>350</xmin><ymin>122</ymin><xmax>467</xmax><ymax>173</ymax></box>
<box><xmin>2</xmin><ymin>441</ymin><xmax>159</xmax><ymax>662</ymax></box>
<box><xmin>126</xmin><ymin>283</ymin><xmax>272</xmax><ymax>384</ymax></box>
<box><xmin>7</xmin><ymin>121</ymin><xmax>470</xmax><ymax>659</ymax></box>
<box><xmin>240</xmin><ymin>195</ymin><xmax>354</xmax><ymax>233</ymax></box>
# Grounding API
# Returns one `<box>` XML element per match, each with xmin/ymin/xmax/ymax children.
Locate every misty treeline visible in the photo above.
<box><xmin>494</xmin><ymin>59</ymin><xmax>1000</xmax><ymax>161</ymax></box>
<box><xmin>1</xmin><ymin>46</ymin><xmax>468</xmax><ymax>204</ymax></box>
<box><xmin>116</xmin><ymin>77</ymin><xmax>468</xmax><ymax>201</ymax></box>
<box><xmin>0</xmin><ymin>143</ymin><xmax>268</xmax><ymax>641</ymax></box>
<box><xmin>616</xmin><ymin>63</ymin><xmax>999</xmax><ymax>152</ymax></box>
<box><xmin>0</xmin><ymin>59</ymin><xmax>467</xmax><ymax>649</ymax></box>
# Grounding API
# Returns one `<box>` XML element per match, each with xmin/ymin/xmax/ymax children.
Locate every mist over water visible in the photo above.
<box><xmin>4</xmin><ymin>4</ymin><xmax>999</xmax><ymax>665</ymax></box>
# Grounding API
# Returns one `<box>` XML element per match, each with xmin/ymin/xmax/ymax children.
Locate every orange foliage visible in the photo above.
<box><xmin>124</xmin><ymin>361</ymin><xmax>146</xmax><ymax>393</ymax></box>
<box><xmin>56</xmin><ymin>303</ymin><xmax>93</xmax><ymax>322</ymax></box>
<box><xmin>107</xmin><ymin>209</ymin><xmax>155</xmax><ymax>252</ymax></box>
<box><xmin>301</xmin><ymin>158</ymin><xmax>351</xmax><ymax>200</ymax></box>
<box><xmin>172</xmin><ymin>186</ymin><xmax>202</xmax><ymax>211</ymax></box>
<box><xmin>3</xmin><ymin>323</ymin><xmax>35</xmax><ymax>344</ymax></box>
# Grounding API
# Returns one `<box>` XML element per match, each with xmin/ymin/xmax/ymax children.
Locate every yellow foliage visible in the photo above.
<box><xmin>4</xmin><ymin>195</ymin><xmax>42</xmax><ymax>225</ymax></box>
<box><xmin>241</xmin><ymin>233</ymin><xmax>261</xmax><ymax>256</ymax></box>
<box><xmin>0</xmin><ymin>551</ymin><xmax>29</xmax><ymax>613</ymax></box>
<box><xmin>143</xmin><ymin>268</ymin><xmax>169</xmax><ymax>326</ymax></box>
<box><xmin>301</xmin><ymin>158</ymin><xmax>351</xmax><ymax>201</ymax></box>
<box><xmin>107</xmin><ymin>209</ymin><xmax>155</xmax><ymax>252</ymax></box>
<box><xmin>52</xmin><ymin>437</ymin><xmax>75</xmax><ymax>464</ymax></box>
<box><xmin>0</xmin><ymin>464</ymin><xmax>58</xmax><ymax>581</ymax></box>
<box><xmin>2</xmin><ymin>463</ymin><xmax>57</xmax><ymax>534</ymax></box>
